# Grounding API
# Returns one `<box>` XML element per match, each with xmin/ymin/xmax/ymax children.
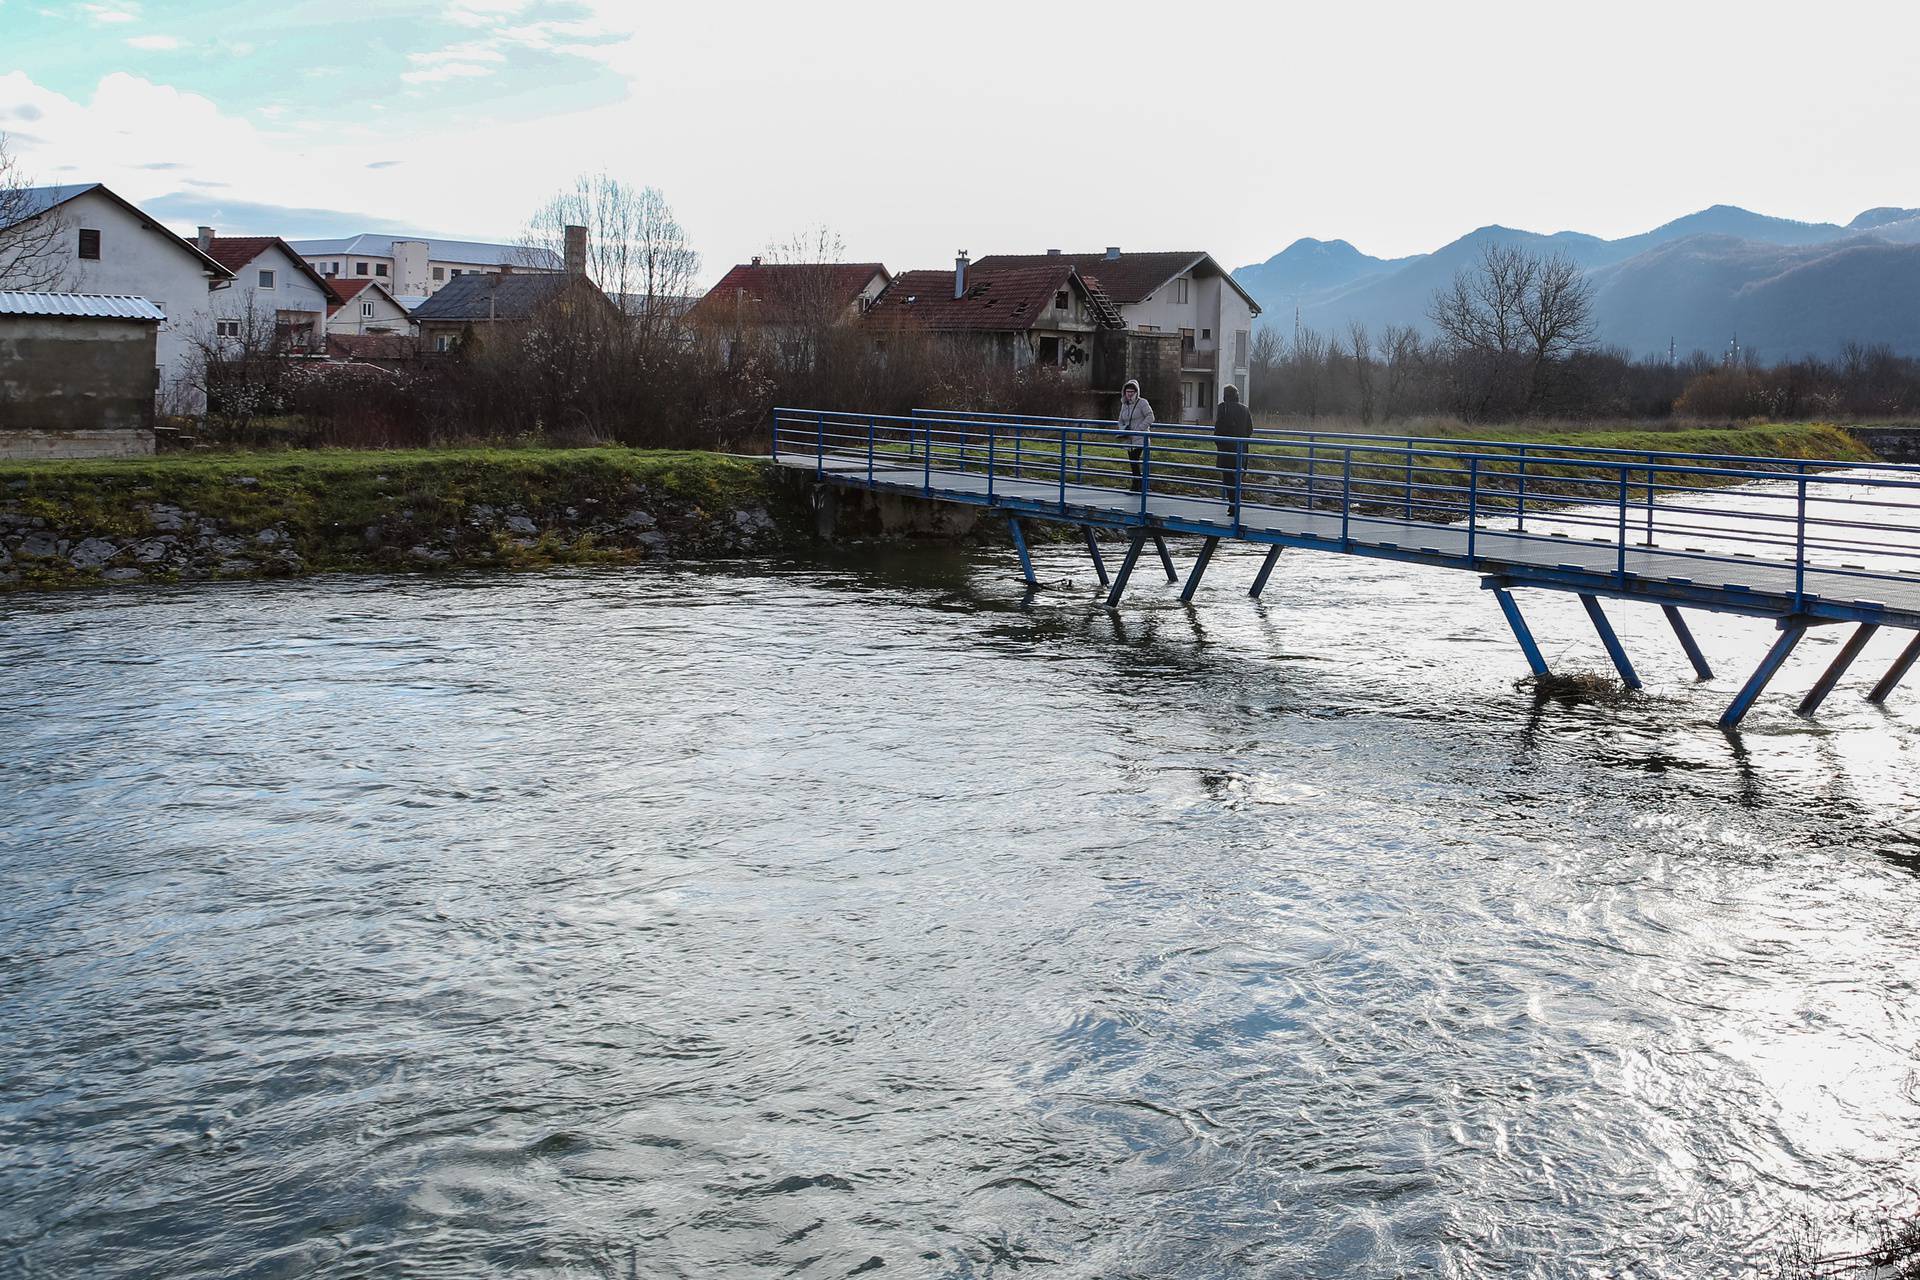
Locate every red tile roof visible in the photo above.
<box><xmin>969</xmin><ymin>250</ymin><xmax>1261</xmax><ymax>314</ymax></box>
<box><xmin>203</xmin><ymin>235</ymin><xmax>337</xmax><ymax>299</ymax></box>
<box><xmin>327</xmin><ymin>333</ymin><xmax>419</xmax><ymax>361</ymax></box>
<box><xmin>688</xmin><ymin>262</ymin><xmax>889</xmax><ymax>327</ymax></box>
<box><xmin>865</xmin><ymin>265</ymin><xmax>1121</xmax><ymax>333</ymax></box>
<box><xmin>324</xmin><ymin>277</ymin><xmax>377</xmax><ymax>314</ymax></box>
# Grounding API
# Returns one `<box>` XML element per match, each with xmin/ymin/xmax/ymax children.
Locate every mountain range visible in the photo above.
<box><xmin>1232</xmin><ymin>205</ymin><xmax>1920</xmax><ymax>361</ymax></box>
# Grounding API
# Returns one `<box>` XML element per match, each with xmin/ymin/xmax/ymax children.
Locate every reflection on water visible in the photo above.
<box><xmin>2</xmin><ymin>523</ymin><xmax>1918</xmax><ymax>1278</ymax></box>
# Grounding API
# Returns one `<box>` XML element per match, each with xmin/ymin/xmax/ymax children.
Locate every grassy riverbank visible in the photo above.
<box><xmin>0</xmin><ymin>447</ymin><xmax>805</xmax><ymax>591</ymax></box>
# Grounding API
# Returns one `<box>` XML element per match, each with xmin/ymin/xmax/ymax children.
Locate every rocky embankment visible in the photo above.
<box><xmin>0</xmin><ymin>449</ymin><xmax>806</xmax><ymax>592</ymax></box>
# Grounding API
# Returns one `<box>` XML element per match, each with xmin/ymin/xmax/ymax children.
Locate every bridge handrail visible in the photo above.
<box><xmin>773</xmin><ymin>407</ymin><xmax>1917</xmax><ymax>491</ymax></box>
<box><xmin>899</xmin><ymin>405</ymin><xmax>1919</xmax><ymax>477</ymax></box>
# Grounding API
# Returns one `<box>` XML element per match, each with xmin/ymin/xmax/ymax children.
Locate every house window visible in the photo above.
<box><xmin>1201</xmin><ymin>327</ymin><xmax>1211</xmax><ymax>340</ymax></box>
<box><xmin>78</xmin><ymin>228</ymin><xmax>101</xmax><ymax>259</ymax></box>
<box><xmin>432</xmin><ymin>266</ymin><xmax>445</xmax><ymax>281</ymax></box>
<box><xmin>435</xmin><ymin>334</ymin><xmax>452</xmax><ymax>352</ymax></box>
<box><xmin>216</xmin><ymin>320</ymin><xmax>241</xmax><ymax>337</ymax></box>
<box><xmin>1038</xmin><ymin>335</ymin><xmax>1061</xmax><ymax>365</ymax></box>
<box><xmin>1180</xmin><ymin>327</ymin><xmax>1195</xmax><ymax>355</ymax></box>
<box><xmin>1054</xmin><ymin>290</ymin><xmax>1068</xmax><ymax>310</ymax></box>
<box><xmin>1172</xmin><ymin>278</ymin><xmax>1190</xmax><ymax>304</ymax></box>
<box><xmin>356</xmin><ymin>262</ymin><xmax>369</xmax><ymax>276</ymax></box>
<box><xmin>374</xmin><ymin>263</ymin><xmax>388</xmax><ymax>277</ymax></box>
<box><xmin>258</xmin><ymin>269</ymin><xmax>275</xmax><ymax>288</ymax></box>
<box><xmin>1234</xmin><ymin>329</ymin><xmax>1249</xmax><ymax>368</ymax></box>
<box><xmin>360</xmin><ymin>301</ymin><xmax>374</xmax><ymax>318</ymax></box>
<box><xmin>1182</xmin><ymin>380</ymin><xmax>1197</xmax><ymax>409</ymax></box>
<box><xmin>451</xmin><ymin>268</ymin><xmax>463</xmax><ymax>277</ymax></box>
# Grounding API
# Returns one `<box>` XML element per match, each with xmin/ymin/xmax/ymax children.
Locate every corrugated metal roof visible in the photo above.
<box><xmin>0</xmin><ymin>183</ymin><xmax>100</xmax><ymax>231</ymax></box>
<box><xmin>287</xmin><ymin>233</ymin><xmax>562</xmax><ymax>270</ymax></box>
<box><xmin>0</xmin><ymin>292</ymin><xmax>167</xmax><ymax>320</ymax></box>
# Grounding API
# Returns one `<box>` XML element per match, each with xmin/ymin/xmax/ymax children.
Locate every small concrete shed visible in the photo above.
<box><xmin>0</xmin><ymin>292</ymin><xmax>165</xmax><ymax>458</ymax></box>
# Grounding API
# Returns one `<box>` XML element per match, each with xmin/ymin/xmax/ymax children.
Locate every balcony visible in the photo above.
<box><xmin>1180</xmin><ymin>343</ymin><xmax>1217</xmax><ymax>372</ymax></box>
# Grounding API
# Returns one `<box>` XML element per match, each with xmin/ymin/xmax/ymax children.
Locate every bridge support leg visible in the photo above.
<box><xmin>1579</xmin><ymin>594</ymin><xmax>1641</xmax><ymax>690</ymax></box>
<box><xmin>1180</xmin><ymin>536</ymin><xmax>1219</xmax><ymax>603</ymax></box>
<box><xmin>1867</xmin><ymin>630</ymin><xmax>1920</xmax><ymax>705</ymax></box>
<box><xmin>1799</xmin><ymin>623</ymin><xmax>1877</xmax><ymax>715</ymax></box>
<box><xmin>1720</xmin><ymin>624</ymin><xmax>1807</xmax><ymax>729</ymax></box>
<box><xmin>1008</xmin><ymin>516</ymin><xmax>1037</xmax><ymax>588</ymax></box>
<box><xmin>1661</xmin><ymin>605</ymin><xmax>1713</xmax><ymax>680</ymax></box>
<box><xmin>1082</xmin><ymin>526</ymin><xmax>1109</xmax><ymax>586</ymax></box>
<box><xmin>1249</xmin><ymin>545</ymin><xmax>1283</xmax><ymax>599</ymax></box>
<box><xmin>1106</xmin><ymin>531</ymin><xmax>1147</xmax><ymax>609</ymax></box>
<box><xmin>1492</xmin><ymin>587</ymin><xmax>1550</xmax><ymax>678</ymax></box>
<box><xmin>1150</xmin><ymin>532</ymin><xmax>1177</xmax><ymax>582</ymax></box>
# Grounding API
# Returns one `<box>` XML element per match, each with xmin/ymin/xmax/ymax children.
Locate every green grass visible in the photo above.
<box><xmin>0</xmin><ymin>446</ymin><xmax>796</xmax><ymax>588</ymax></box>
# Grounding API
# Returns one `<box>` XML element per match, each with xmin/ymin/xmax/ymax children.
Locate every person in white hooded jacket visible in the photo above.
<box><xmin>1116</xmin><ymin>379</ymin><xmax>1154</xmax><ymax>492</ymax></box>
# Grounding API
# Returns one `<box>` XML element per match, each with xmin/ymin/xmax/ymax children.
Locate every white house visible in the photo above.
<box><xmin>288</xmin><ymin>233</ymin><xmax>562</xmax><ymax>299</ymax></box>
<box><xmin>324</xmin><ymin>278</ymin><xmax>414</xmax><ymax>337</ymax></box>
<box><xmin>970</xmin><ymin>249</ymin><xmax>1261</xmax><ymax>421</ymax></box>
<box><xmin>0</xmin><ymin>184</ymin><xmax>233</xmax><ymax>413</ymax></box>
<box><xmin>198</xmin><ymin>232</ymin><xmax>334</xmax><ymax>351</ymax></box>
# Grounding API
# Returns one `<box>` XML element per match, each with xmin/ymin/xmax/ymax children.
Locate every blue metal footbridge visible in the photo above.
<box><xmin>773</xmin><ymin>407</ymin><xmax>1920</xmax><ymax>728</ymax></box>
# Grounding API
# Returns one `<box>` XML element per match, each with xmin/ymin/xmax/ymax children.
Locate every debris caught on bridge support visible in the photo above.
<box><xmin>1661</xmin><ymin>605</ymin><xmax>1713</xmax><ymax>681</ymax></box>
<box><xmin>1181</xmin><ymin>536</ymin><xmax>1220</xmax><ymax>603</ymax></box>
<box><xmin>1489</xmin><ymin>585</ymin><xmax>1551</xmax><ymax>678</ymax></box>
<box><xmin>1867</xmin><ymin>630</ymin><xmax>1920</xmax><ymax>705</ymax></box>
<box><xmin>1082</xmin><ymin>526</ymin><xmax>1109</xmax><ymax>586</ymax></box>
<box><xmin>1720</xmin><ymin>623</ymin><xmax>1808</xmax><ymax>728</ymax></box>
<box><xmin>1106</xmin><ymin>530</ymin><xmax>1148</xmax><ymax>609</ymax></box>
<box><xmin>1150</xmin><ymin>532</ymin><xmax>1177</xmax><ymax>582</ymax></box>
<box><xmin>1578</xmin><ymin>594</ymin><xmax>1641</xmax><ymax>689</ymax></box>
<box><xmin>1008</xmin><ymin>516</ymin><xmax>1037</xmax><ymax>588</ymax></box>
<box><xmin>1798</xmin><ymin>622</ymin><xmax>1879</xmax><ymax>715</ymax></box>
<box><xmin>1249</xmin><ymin>545</ymin><xmax>1283</xmax><ymax>599</ymax></box>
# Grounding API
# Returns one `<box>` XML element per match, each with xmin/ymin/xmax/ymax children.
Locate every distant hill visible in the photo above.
<box><xmin>1233</xmin><ymin>205</ymin><xmax>1920</xmax><ymax>359</ymax></box>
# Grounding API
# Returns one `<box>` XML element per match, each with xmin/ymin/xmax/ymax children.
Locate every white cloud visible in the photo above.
<box><xmin>80</xmin><ymin>1</ymin><xmax>137</xmax><ymax>23</ymax></box>
<box><xmin>401</xmin><ymin>62</ymin><xmax>497</xmax><ymax>85</ymax></box>
<box><xmin>125</xmin><ymin>33</ymin><xmax>184</xmax><ymax>50</ymax></box>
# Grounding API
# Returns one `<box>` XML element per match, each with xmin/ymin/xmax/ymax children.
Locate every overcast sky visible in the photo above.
<box><xmin>3</xmin><ymin>0</ymin><xmax>1916</xmax><ymax>286</ymax></box>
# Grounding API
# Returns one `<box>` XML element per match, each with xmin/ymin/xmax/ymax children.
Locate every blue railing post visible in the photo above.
<box><xmin>1794</xmin><ymin>463</ymin><xmax>1808</xmax><ymax>609</ymax></box>
<box><xmin>1058</xmin><ymin>428</ymin><xmax>1068</xmax><ymax>514</ymax></box>
<box><xmin>1404</xmin><ymin>446</ymin><xmax>1414</xmax><ymax>518</ymax></box>
<box><xmin>1341</xmin><ymin>449</ymin><xmax>1352</xmax><ymax>547</ymax></box>
<box><xmin>1140</xmin><ymin>436</ymin><xmax>1151</xmax><ymax>520</ymax></box>
<box><xmin>986</xmin><ymin>424</ymin><xmax>996</xmax><ymax>504</ymax></box>
<box><xmin>1307</xmin><ymin>441</ymin><xmax>1317</xmax><ymax>509</ymax></box>
<box><xmin>1232</xmin><ymin>446</ymin><xmax>1244</xmax><ymax>535</ymax></box>
<box><xmin>771</xmin><ymin>410</ymin><xmax>781</xmax><ymax>460</ymax></box>
<box><xmin>1615</xmin><ymin>467</ymin><xmax>1629</xmax><ymax>585</ymax></box>
<box><xmin>1467</xmin><ymin>457</ymin><xmax>1479</xmax><ymax>563</ymax></box>
<box><xmin>1516</xmin><ymin>447</ymin><xmax>1527</xmax><ymax>531</ymax></box>
<box><xmin>1644</xmin><ymin>453</ymin><xmax>1656</xmax><ymax>542</ymax></box>
<box><xmin>815</xmin><ymin>411</ymin><xmax>825</xmax><ymax>479</ymax></box>
<box><xmin>923</xmin><ymin>418</ymin><xmax>932</xmax><ymax>495</ymax></box>
<box><xmin>866</xmin><ymin>416</ymin><xmax>875</xmax><ymax>485</ymax></box>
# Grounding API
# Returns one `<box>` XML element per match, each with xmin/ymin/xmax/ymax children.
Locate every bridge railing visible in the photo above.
<box><xmin>772</xmin><ymin>407</ymin><xmax>1920</xmax><ymax>607</ymax></box>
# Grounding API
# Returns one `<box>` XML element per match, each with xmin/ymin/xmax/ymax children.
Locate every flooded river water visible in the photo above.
<box><xmin>3</xmin><ymin>525</ymin><xmax>1919</xmax><ymax>1277</ymax></box>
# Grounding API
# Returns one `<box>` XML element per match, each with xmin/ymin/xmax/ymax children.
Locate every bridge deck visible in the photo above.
<box><xmin>789</xmin><ymin>456</ymin><xmax>1920</xmax><ymax>630</ymax></box>
<box><xmin>773</xmin><ymin>408</ymin><xmax>1920</xmax><ymax>724</ymax></box>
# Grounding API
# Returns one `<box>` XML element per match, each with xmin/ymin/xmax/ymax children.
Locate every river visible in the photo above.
<box><xmin>3</xmin><ymin>525</ymin><xmax>1918</xmax><ymax>1277</ymax></box>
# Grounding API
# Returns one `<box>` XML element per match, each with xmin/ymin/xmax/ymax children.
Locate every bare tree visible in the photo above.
<box><xmin>522</xmin><ymin>174</ymin><xmax>700</xmax><ymax>354</ymax></box>
<box><xmin>1377</xmin><ymin>324</ymin><xmax>1425</xmax><ymax>422</ymax></box>
<box><xmin>1430</xmin><ymin>243</ymin><xmax>1593</xmax><ymax>417</ymax></box>
<box><xmin>1344</xmin><ymin>319</ymin><xmax>1376</xmax><ymax>425</ymax></box>
<box><xmin>0</xmin><ymin>132</ymin><xmax>67</xmax><ymax>290</ymax></box>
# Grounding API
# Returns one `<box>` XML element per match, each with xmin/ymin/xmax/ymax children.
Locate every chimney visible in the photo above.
<box><xmin>1104</xmin><ymin>246</ymin><xmax>1121</xmax><ymax>260</ymax></box>
<box><xmin>197</xmin><ymin>226</ymin><xmax>214</xmax><ymax>250</ymax></box>
<box><xmin>954</xmin><ymin>250</ymin><xmax>969</xmax><ymax>299</ymax></box>
<box><xmin>1046</xmin><ymin>248</ymin><xmax>1061</xmax><ymax>256</ymax></box>
<box><xmin>564</xmin><ymin>224</ymin><xmax>588</xmax><ymax>277</ymax></box>
<box><xmin>750</xmin><ymin>255</ymin><xmax>763</xmax><ymax>267</ymax></box>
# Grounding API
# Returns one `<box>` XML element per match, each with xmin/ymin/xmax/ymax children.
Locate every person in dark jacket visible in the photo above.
<box><xmin>1213</xmin><ymin>383</ymin><xmax>1254</xmax><ymax>514</ymax></box>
